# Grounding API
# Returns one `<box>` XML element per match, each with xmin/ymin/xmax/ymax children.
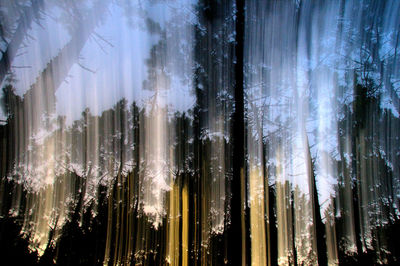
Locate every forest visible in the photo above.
<box><xmin>0</xmin><ymin>0</ymin><xmax>400</xmax><ymax>265</ymax></box>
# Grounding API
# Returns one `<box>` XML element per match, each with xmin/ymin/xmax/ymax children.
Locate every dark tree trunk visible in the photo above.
<box><xmin>228</xmin><ymin>0</ymin><xmax>246</xmax><ymax>265</ymax></box>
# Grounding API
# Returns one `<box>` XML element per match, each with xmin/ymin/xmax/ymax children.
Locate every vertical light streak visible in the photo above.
<box><xmin>182</xmin><ymin>181</ymin><xmax>189</xmax><ymax>266</ymax></box>
<box><xmin>249</xmin><ymin>167</ymin><xmax>267</xmax><ymax>266</ymax></box>
<box><xmin>166</xmin><ymin>182</ymin><xmax>180</xmax><ymax>266</ymax></box>
<box><xmin>140</xmin><ymin>101</ymin><xmax>169</xmax><ymax>228</ymax></box>
<box><xmin>275</xmin><ymin>146</ymin><xmax>294</xmax><ymax>266</ymax></box>
<box><xmin>247</xmin><ymin>96</ymin><xmax>267</xmax><ymax>265</ymax></box>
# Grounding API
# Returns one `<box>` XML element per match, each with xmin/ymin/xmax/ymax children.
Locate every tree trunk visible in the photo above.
<box><xmin>228</xmin><ymin>0</ymin><xmax>246</xmax><ymax>265</ymax></box>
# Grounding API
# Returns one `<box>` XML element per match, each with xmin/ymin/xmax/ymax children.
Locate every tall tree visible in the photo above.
<box><xmin>228</xmin><ymin>0</ymin><xmax>246</xmax><ymax>265</ymax></box>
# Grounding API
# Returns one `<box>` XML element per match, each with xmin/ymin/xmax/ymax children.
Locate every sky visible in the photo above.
<box><xmin>0</xmin><ymin>0</ymin><xmax>196</xmax><ymax>125</ymax></box>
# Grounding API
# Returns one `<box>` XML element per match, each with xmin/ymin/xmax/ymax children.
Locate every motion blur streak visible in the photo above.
<box><xmin>0</xmin><ymin>0</ymin><xmax>399</xmax><ymax>265</ymax></box>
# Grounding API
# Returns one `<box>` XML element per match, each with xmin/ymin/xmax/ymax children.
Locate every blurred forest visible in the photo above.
<box><xmin>1</xmin><ymin>0</ymin><xmax>400</xmax><ymax>265</ymax></box>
